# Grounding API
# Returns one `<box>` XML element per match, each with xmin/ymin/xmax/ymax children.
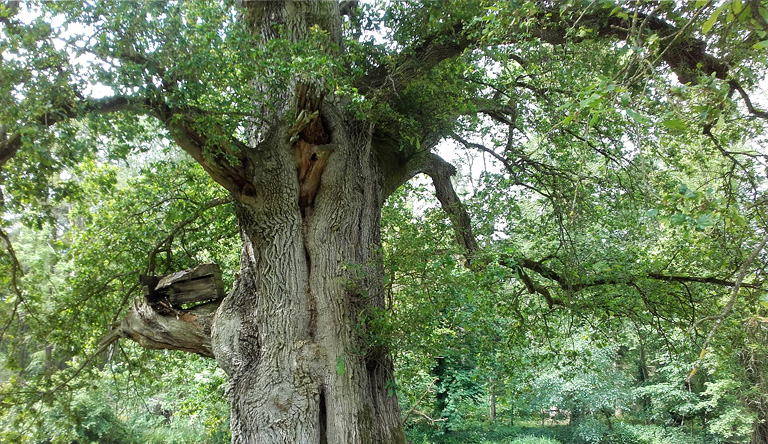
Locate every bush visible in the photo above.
<box><xmin>404</xmin><ymin>423</ymin><xmax>571</xmax><ymax>444</ymax></box>
<box><xmin>508</xmin><ymin>437</ymin><xmax>563</xmax><ymax>444</ymax></box>
<box><xmin>574</xmin><ymin>418</ymin><xmax>611</xmax><ymax>444</ymax></box>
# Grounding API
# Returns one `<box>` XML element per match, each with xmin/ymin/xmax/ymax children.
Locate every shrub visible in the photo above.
<box><xmin>508</xmin><ymin>437</ymin><xmax>563</xmax><ymax>444</ymax></box>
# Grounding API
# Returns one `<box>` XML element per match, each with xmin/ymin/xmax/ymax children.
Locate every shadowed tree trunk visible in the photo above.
<box><xmin>489</xmin><ymin>377</ymin><xmax>496</xmax><ymax>423</ymax></box>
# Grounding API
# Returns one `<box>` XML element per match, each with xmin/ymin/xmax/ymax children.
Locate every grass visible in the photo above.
<box><xmin>404</xmin><ymin>420</ymin><xmax>716</xmax><ymax>444</ymax></box>
<box><xmin>405</xmin><ymin>423</ymin><xmax>572</xmax><ymax>444</ymax></box>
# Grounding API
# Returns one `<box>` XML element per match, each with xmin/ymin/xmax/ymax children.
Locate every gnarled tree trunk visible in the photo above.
<box><xmin>110</xmin><ymin>1</ymin><xmax>408</xmax><ymax>440</ymax></box>
<box><xmin>210</xmin><ymin>101</ymin><xmax>404</xmax><ymax>442</ymax></box>
<box><xmin>199</xmin><ymin>3</ymin><xmax>407</xmax><ymax>440</ymax></box>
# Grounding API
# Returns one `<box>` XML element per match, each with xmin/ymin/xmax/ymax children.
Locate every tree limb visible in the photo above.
<box><xmin>100</xmin><ymin>299</ymin><xmax>217</xmax><ymax>359</ymax></box>
<box><xmin>358</xmin><ymin>22</ymin><xmax>469</xmax><ymax>97</ymax></box>
<box><xmin>421</xmin><ymin>153</ymin><xmax>480</xmax><ymax>259</ymax></box>
<box><xmin>150</xmin><ymin>103</ymin><xmax>255</xmax><ymax>200</ymax></box>
<box><xmin>403</xmin><ymin>377</ymin><xmax>439</xmax><ymax>424</ymax></box>
<box><xmin>0</xmin><ymin>96</ymin><xmax>135</xmax><ymax>169</ymax></box>
<box><xmin>540</xmin><ymin>4</ymin><xmax>729</xmax><ymax>85</ymax></box>
<box><xmin>361</xmin><ymin>2</ymin><xmax>732</xmax><ymax>108</ymax></box>
<box><xmin>418</xmin><ymin>155</ymin><xmax>763</xmax><ymax>307</ymax></box>
<box><xmin>516</xmin><ymin>256</ymin><xmax>761</xmax><ymax>292</ymax></box>
<box><xmin>0</xmin><ymin>227</ymin><xmax>24</xmax><ymax>344</ymax></box>
<box><xmin>100</xmin><ymin>264</ymin><xmax>228</xmax><ymax>358</ymax></box>
<box><xmin>2</xmin><ymin>90</ymin><xmax>254</xmax><ymax>204</ymax></box>
<box><xmin>729</xmin><ymin>80</ymin><xmax>768</xmax><ymax>122</ymax></box>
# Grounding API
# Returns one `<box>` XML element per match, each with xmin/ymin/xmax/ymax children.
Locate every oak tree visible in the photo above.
<box><xmin>2</xmin><ymin>1</ymin><xmax>767</xmax><ymax>443</ymax></box>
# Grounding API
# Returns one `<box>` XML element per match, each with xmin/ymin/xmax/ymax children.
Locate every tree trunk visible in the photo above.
<box><xmin>210</xmin><ymin>101</ymin><xmax>405</xmax><ymax>443</ymax></box>
<box><xmin>753</xmin><ymin>419</ymin><xmax>768</xmax><ymax>444</ymax></box>
<box><xmin>489</xmin><ymin>377</ymin><xmax>496</xmax><ymax>423</ymax></box>
<box><xmin>107</xmin><ymin>3</ymin><xmax>409</xmax><ymax>441</ymax></box>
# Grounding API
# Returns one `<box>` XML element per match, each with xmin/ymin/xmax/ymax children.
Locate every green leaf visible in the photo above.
<box><xmin>620</xmin><ymin>93</ymin><xmax>630</xmax><ymax>107</ymax></box>
<box><xmin>580</xmin><ymin>93</ymin><xmax>602</xmax><ymax>109</ymax></box>
<box><xmin>336</xmin><ymin>355</ymin><xmax>346</xmax><ymax>376</ymax></box>
<box><xmin>731</xmin><ymin>0</ymin><xmax>743</xmax><ymax>15</ymax></box>
<box><xmin>753</xmin><ymin>40</ymin><xmax>768</xmax><ymax>49</ymax></box>
<box><xmin>696</xmin><ymin>214</ymin><xmax>717</xmax><ymax>229</ymax></box>
<box><xmin>715</xmin><ymin>114</ymin><xmax>726</xmax><ymax>132</ymax></box>
<box><xmin>669</xmin><ymin>213</ymin><xmax>689</xmax><ymax>224</ymax></box>
<box><xmin>625</xmin><ymin>109</ymin><xmax>646</xmax><ymax>123</ymax></box>
<box><xmin>646</xmin><ymin>209</ymin><xmax>659</xmax><ymax>217</ymax></box>
<box><xmin>662</xmin><ymin>118</ymin><xmax>688</xmax><ymax>131</ymax></box>
<box><xmin>702</xmin><ymin>4</ymin><xmax>725</xmax><ymax>34</ymax></box>
<box><xmin>760</xmin><ymin>294</ymin><xmax>768</xmax><ymax>309</ymax></box>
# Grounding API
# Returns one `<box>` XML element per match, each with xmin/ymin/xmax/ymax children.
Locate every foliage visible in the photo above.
<box><xmin>2</xmin><ymin>0</ymin><xmax>768</xmax><ymax>442</ymax></box>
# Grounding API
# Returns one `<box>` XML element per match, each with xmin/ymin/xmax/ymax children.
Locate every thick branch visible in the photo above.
<box><xmin>517</xmin><ymin>257</ymin><xmax>761</xmax><ymax>292</ymax></box>
<box><xmin>421</xmin><ymin>153</ymin><xmax>480</xmax><ymax>258</ymax></box>
<box><xmin>358</xmin><ymin>22</ymin><xmax>468</xmax><ymax>97</ymax></box>
<box><xmin>101</xmin><ymin>264</ymin><xmax>228</xmax><ymax>358</ymax></box>
<box><xmin>362</xmin><ymin>3</ymin><xmax>731</xmax><ymax>108</ymax></box>
<box><xmin>416</xmin><ymin>154</ymin><xmax>566</xmax><ymax>305</ymax></box>
<box><xmin>0</xmin><ymin>96</ymin><xmax>135</xmax><ymax>169</ymax></box>
<box><xmin>2</xmin><ymin>89</ymin><xmax>254</xmax><ymax>203</ymax></box>
<box><xmin>151</xmin><ymin>104</ymin><xmax>254</xmax><ymax>200</ymax></box>
<box><xmin>646</xmin><ymin>272</ymin><xmax>760</xmax><ymax>289</ymax></box>
<box><xmin>100</xmin><ymin>299</ymin><xmax>217</xmax><ymax>358</ymax></box>
<box><xmin>533</xmin><ymin>5</ymin><xmax>729</xmax><ymax>85</ymax></box>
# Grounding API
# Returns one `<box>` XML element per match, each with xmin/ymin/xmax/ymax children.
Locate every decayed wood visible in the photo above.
<box><xmin>101</xmin><ymin>300</ymin><xmax>217</xmax><ymax>358</ymax></box>
<box><xmin>101</xmin><ymin>264</ymin><xmax>226</xmax><ymax>358</ymax></box>
<box><xmin>142</xmin><ymin>263</ymin><xmax>225</xmax><ymax>308</ymax></box>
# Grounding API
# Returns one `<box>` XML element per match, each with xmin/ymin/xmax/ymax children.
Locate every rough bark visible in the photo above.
<box><xmin>184</xmin><ymin>3</ymin><xmax>407</xmax><ymax>441</ymax></box>
<box><xmin>489</xmin><ymin>378</ymin><xmax>496</xmax><ymax>423</ymax></box>
<box><xmin>207</xmin><ymin>97</ymin><xmax>404</xmax><ymax>442</ymax></box>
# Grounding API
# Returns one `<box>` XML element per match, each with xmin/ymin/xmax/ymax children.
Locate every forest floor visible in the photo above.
<box><xmin>405</xmin><ymin>419</ymin><xmax>711</xmax><ymax>444</ymax></box>
<box><xmin>406</xmin><ymin>423</ymin><xmax>572</xmax><ymax>444</ymax></box>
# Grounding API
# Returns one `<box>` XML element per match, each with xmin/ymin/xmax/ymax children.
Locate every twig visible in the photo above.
<box><xmin>688</xmin><ymin>234</ymin><xmax>768</xmax><ymax>381</ymax></box>
<box><xmin>0</xmin><ymin>227</ymin><xmax>24</xmax><ymax>344</ymax></box>
<box><xmin>403</xmin><ymin>377</ymin><xmax>439</xmax><ymax>423</ymax></box>
<box><xmin>729</xmin><ymin>80</ymin><xmax>768</xmax><ymax>122</ymax></box>
<box><xmin>146</xmin><ymin>197</ymin><xmax>232</xmax><ymax>274</ymax></box>
<box><xmin>412</xmin><ymin>410</ymin><xmax>448</xmax><ymax>426</ymax></box>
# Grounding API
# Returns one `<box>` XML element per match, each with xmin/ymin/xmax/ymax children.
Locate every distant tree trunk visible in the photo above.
<box><xmin>489</xmin><ymin>377</ymin><xmax>496</xmax><ymax>422</ymax></box>
<box><xmin>637</xmin><ymin>341</ymin><xmax>652</xmax><ymax>424</ymax></box>
<box><xmin>752</xmin><ymin>420</ymin><xmax>768</xmax><ymax>444</ymax></box>
<box><xmin>432</xmin><ymin>356</ymin><xmax>449</xmax><ymax>416</ymax></box>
